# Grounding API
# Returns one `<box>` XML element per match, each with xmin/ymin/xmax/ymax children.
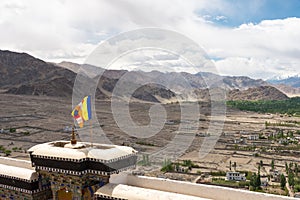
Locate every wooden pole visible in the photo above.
<box><xmin>90</xmin><ymin>120</ymin><xmax>93</xmax><ymax>147</ymax></box>
<box><xmin>90</xmin><ymin>96</ymin><xmax>93</xmax><ymax>147</ymax></box>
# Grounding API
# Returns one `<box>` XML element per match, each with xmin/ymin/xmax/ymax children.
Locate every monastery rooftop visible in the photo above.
<box><xmin>28</xmin><ymin>140</ymin><xmax>137</xmax><ymax>162</ymax></box>
<box><xmin>0</xmin><ymin>157</ymin><xmax>38</xmax><ymax>181</ymax></box>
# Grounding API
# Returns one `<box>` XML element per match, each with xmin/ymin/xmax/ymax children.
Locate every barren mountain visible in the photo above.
<box><xmin>0</xmin><ymin>50</ymin><xmax>76</xmax><ymax>97</ymax></box>
<box><xmin>57</xmin><ymin>62</ymin><xmax>269</xmax><ymax>91</ymax></box>
<box><xmin>0</xmin><ymin>51</ymin><xmax>290</xmax><ymax>102</ymax></box>
<box><xmin>272</xmin><ymin>84</ymin><xmax>300</xmax><ymax>97</ymax></box>
<box><xmin>0</xmin><ymin>51</ymin><xmax>175</xmax><ymax>102</ymax></box>
<box><xmin>228</xmin><ymin>86</ymin><xmax>289</xmax><ymax>101</ymax></box>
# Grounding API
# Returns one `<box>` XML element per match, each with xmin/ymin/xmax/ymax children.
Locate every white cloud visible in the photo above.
<box><xmin>0</xmin><ymin>0</ymin><xmax>299</xmax><ymax>79</ymax></box>
<box><xmin>210</xmin><ymin>18</ymin><xmax>300</xmax><ymax>78</ymax></box>
<box><xmin>214</xmin><ymin>57</ymin><xmax>283</xmax><ymax>79</ymax></box>
<box><xmin>215</xmin><ymin>15</ymin><xmax>227</xmax><ymax>21</ymax></box>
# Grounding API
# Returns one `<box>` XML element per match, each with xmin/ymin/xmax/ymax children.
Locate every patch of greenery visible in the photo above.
<box><xmin>211</xmin><ymin>178</ymin><xmax>249</xmax><ymax>188</ymax></box>
<box><xmin>250</xmin><ymin>173</ymin><xmax>261</xmax><ymax>191</ymax></box>
<box><xmin>227</xmin><ymin>97</ymin><xmax>300</xmax><ymax>115</ymax></box>
<box><xmin>280</xmin><ymin>174</ymin><xmax>286</xmax><ymax>190</ymax></box>
<box><xmin>265</xmin><ymin>121</ymin><xmax>297</xmax><ymax>128</ymax></box>
<box><xmin>294</xmin><ymin>184</ymin><xmax>300</xmax><ymax>192</ymax></box>
<box><xmin>12</xmin><ymin>147</ymin><xmax>18</xmax><ymax>151</ymax></box>
<box><xmin>136</xmin><ymin>141</ymin><xmax>155</xmax><ymax>146</ymax></box>
<box><xmin>210</xmin><ymin>171</ymin><xmax>226</xmax><ymax>176</ymax></box>
<box><xmin>9</xmin><ymin>128</ymin><xmax>16</xmax><ymax>133</ymax></box>
<box><xmin>137</xmin><ymin>154</ymin><xmax>151</xmax><ymax>166</ymax></box>
<box><xmin>161</xmin><ymin>159</ymin><xmax>174</xmax><ymax>172</ymax></box>
<box><xmin>23</xmin><ymin>131</ymin><xmax>30</xmax><ymax>135</ymax></box>
<box><xmin>4</xmin><ymin>150</ymin><xmax>11</xmax><ymax>156</ymax></box>
<box><xmin>181</xmin><ymin>160</ymin><xmax>200</xmax><ymax>168</ymax></box>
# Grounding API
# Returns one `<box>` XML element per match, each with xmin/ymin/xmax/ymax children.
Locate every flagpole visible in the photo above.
<box><xmin>90</xmin><ymin>95</ymin><xmax>93</xmax><ymax>147</ymax></box>
<box><xmin>90</xmin><ymin>120</ymin><xmax>93</xmax><ymax>147</ymax></box>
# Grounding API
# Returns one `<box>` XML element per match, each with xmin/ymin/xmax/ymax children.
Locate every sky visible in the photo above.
<box><xmin>0</xmin><ymin>0</ymin><xmax>300</xmax><ymax>79</ymax></box>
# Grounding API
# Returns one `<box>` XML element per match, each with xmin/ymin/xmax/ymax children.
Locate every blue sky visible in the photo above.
<box><xmin>201</xmin><ymin>0</ymin><xmax>300</xmax><ymax>27</ymax></box>
<box><xmin>0</xmin><ymin>0</ymin><xmax>299</xmax><ymax>79</ymax></box>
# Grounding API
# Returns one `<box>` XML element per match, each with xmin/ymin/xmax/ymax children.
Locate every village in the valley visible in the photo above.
<box><xmin>1</xmin><ymin>94</ymin><xmax>300</xmax><ymax>198</ymax></box>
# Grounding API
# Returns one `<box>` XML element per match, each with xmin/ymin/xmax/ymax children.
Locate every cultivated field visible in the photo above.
<box><xmin>0</xmin><ymin>94</ymin><xmax>299</xmax><ymax>177</ymax></box>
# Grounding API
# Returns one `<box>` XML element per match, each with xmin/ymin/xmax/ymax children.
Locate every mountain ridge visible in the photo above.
<box><xmin>268</xmin><ymin>75</ymin><xmax>300</xmax><ymax>88</ymax></box>
<box><xmin>267</xmin><ymin>75</ymin><xmax>300</xmax><ymax>96</ymax></box>
<box><xmin>0</xmin><ymin>50</ymin><xmax>291</xmax><ymax>102</ymax></box>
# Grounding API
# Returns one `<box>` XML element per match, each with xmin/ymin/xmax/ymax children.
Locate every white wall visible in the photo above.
<box><xmin>110</xmin><ymin>173</ymin><xmax>295</xmax><ymax>200</ymax></box>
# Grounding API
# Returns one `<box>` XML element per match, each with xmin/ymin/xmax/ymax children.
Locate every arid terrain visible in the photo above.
<box><xmin>1</xmin><ymin>50</ymin><xmax>300</xmax><ymax>197</ymax></box>
<box><xmin>1</xmin><ymin>94</ymin><xmax>299</xmax><ymax>174</ymax></box>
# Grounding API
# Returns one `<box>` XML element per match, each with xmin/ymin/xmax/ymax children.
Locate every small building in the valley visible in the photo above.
<box><xmin>248</xmin><ymin>135</ymin><xmax>259</xmax><ymax>140</ymax></box>
<box><xmin>0</xmin><ymin>131</ymin><xmax>296</xmax><ymax>200</ymax></box>
<box><xmin>226</xmin><ymin>171</ymin><xmax>246</xmax><ymax>181</ymax></box>
<box><xmin>234</xmin><ymin>137</ymin><xmax>246</xmax><ymax>144</ymax></box>
<box><xmin>261</xmin><ymin>177</ymin><xmax>269</xmax><ymax>187</ymax></box>
<box><xmin>0</xmin><ymin>129</ymin><xmax>9</xmax><ymax>134</ymax></box>
<box><xmin>269</xmin><ymin>169</ymin><xmax>281</xmax><ymax>182</ymax></box>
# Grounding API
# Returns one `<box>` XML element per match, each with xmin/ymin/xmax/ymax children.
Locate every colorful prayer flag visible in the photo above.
<box><xmin>71</xmin><ymin>96</ymin><xmax>92</xmax><ymax>128</ymax></box>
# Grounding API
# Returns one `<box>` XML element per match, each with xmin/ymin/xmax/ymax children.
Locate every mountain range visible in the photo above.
<box><xmin>268</xmin><ymin>75</ymin><xmax>300</xmax><ymax>87</ymax></box>
<box><xmin>0</xmin><ymin>50</ymin><xmax>297</xmax><ymax>102</ymax></box>
<box><xmin>267</xmin><ymin>76</ymin><xmax>300</xmax><ymax>97</ymax></box>
<box><xmin>0</xmin><ymin>50</ymin><xmax>75</xmax><ymax>97</ymax></box>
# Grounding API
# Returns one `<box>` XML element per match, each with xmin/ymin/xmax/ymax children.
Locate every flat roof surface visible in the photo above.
<box><xmin>95</xmin><ymin>183</ymin><xmax>212</xmax><ymax>200</ymax></box>
<box><xmin>28</xmin><ymin>141</ymin><xmax>137</xmax><ymax>161</ymax></box>
<box><xmin>0</xmin><ymin>157</ymin><xmax>38</xmax><ymax>181</ymax></box>
<box><xmin>0</xmin><ymin>157</ymin><xmax>33</xmax><ymax>169</ymax></box>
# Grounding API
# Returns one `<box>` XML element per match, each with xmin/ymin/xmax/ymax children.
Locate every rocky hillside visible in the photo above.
<box><xmin>0</xmin><ymin>50</ymin><xmax>175</xmax><ymax>101</ymax></box>
<box><xmin>0</xmin><ymin>51</ymin><xmax>290</xmax><ymax>102</ymax></box>
<box><xmin>267</xmin><ymin>76</ymin><xmax>300</xmax><ymax>97</ymax></box>
<box><xmin>272</xmin><ymin>84</ymin><xmax>300</xmax><ymax>97</ymax></box>
<box><xmin>228</xmin><ymin>86</ymin><xmax>289</xmax><ymax>101</ymax></box>
<box><xmin>0</xmin><ymin>50</ymin><xmax>76</xmax><ymax>97</ymax></box>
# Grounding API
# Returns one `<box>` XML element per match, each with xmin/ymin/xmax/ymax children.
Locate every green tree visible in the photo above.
<box><xmin>250</xmin><ymin>173</ymin><xmax>261</xmax><ymax>191</ymax></box>
<box><xmin>265</xmin><ymin>121</ymin><xmax>269</xmax><ymax>128</ymax></box>
<box><xmin>256</xmin><ymin>173</ymin><xmax>261</xmax><ymax>189</ymax></box>
<box><xmin>183</xmin><ymin>160</ymin><xmax>193</xmax><ymax>168</ymax></box>
<box><xmin>9</xmin><ymin>128</ymin><xmax>16</xmax><ymax>133</ymax></box>
<box><xmin>289</xmin><ymin>162</ymin><xmax>294</xmax><ymax>170</ymax></box>
<box><xmin>161</xmin><ymin>159</ymin><xmax>174</xmax><ymax>172</ymax></box>
<box><xmin>246</xmin><ymin>171</ymin><xmax>253</xmax><ymax>180</ymax></box>
<box><xmin>294</xmin><ymin>185</ymin><xmax>300</xmax><ymax>193</ymax></box>
<box><xmin>4</xmin><ymin>150</ymin><xmax>11</xmax><ymax>156</ymax></box>
<box><xmin>271</xmin><ymin>159</ymin><xmax>275</xmax><ymax>170</ymax></box>
<box><xmin>280</xmin><ymin>174</ymin><xmax>286</xmax><ymax>190</ymax></box>
<box><xmin>288</xmin><ymin>172</ymin><xmax>295</xmax><ymax>187</ymax></box>
<box><xmin>250</xmin><ymin>173</ymin><xmax>257</xmax><ymax>189</ymax></box>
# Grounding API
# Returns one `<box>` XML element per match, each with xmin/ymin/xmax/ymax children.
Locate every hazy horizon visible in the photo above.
<box><xmin>1</xmin><ymin>0</ymin><xmax>300</xmax><ymax>79</ymax></box>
